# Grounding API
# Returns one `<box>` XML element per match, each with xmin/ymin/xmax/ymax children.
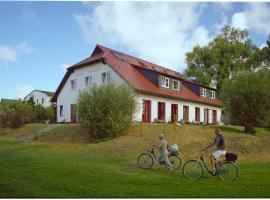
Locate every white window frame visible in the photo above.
<box><xmin>172</xmin><ymin>80</ymin><xmax>180</xmax><ymax>91</ymax></box>
<box><xmin>161</xmin><ymin>76</ymin><xmax>169</xmax><ymax>88</ymax></box>
<box><xmin>85</xmin><ymin>76</ymin><xmax>93</xmax><ymax>87</ymax></box>
<box><xmin>202</xmin><ymin>88</ymin><xmax>207</xmax><ymax>97</ymax></box>
<box><xmin>101</xmin><ymin>71</ymin><xmax>111</xmax><ymax>84</ymax></box>
<box><xmin>210</xmin><ymin>90</ymin><xmax>216</xmax><ymax>99</ymax></box>
<box><xmin>71</xmin><ymin>79</ymin><xmax>77</xmax><ymax>90</ymax></box>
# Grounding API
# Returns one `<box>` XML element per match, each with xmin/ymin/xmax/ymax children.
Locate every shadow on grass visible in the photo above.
<box><xmin>220</xmin><ymin>126</ymin><xmax>244</xmax><ymax>133</ymax></box>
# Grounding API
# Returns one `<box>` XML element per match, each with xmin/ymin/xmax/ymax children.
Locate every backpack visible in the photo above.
<box><xmin>225</xmin><ymin>152</ymin><xmax>238</xmax><ymax>162</ymax></box>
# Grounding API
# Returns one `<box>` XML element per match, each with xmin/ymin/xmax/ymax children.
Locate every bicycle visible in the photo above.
<box><xmin>137</xmin><ymin>144</ymin><xmax>182</xmax><ymax>171</ymax></box>
<box><xmin>182</xmin><ymin>147</ymin><xmax>238</xmax><ymax>181</ymax></box>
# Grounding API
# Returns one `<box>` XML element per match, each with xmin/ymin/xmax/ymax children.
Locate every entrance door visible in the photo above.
<box><xmin>204</xmin><ymin>108</ymin><xmax>209</xmax><ymax>124</ymax></box>
<box><xmin>195</xmin><ymin>107</ymin><xmax>200</xmax><ymax>122</ymax></box>
<box><xmin>142</xmin><ymin>100</ymin><xmax>151</xmax><ymax>122</ymax></box>
<box><xmin>158</xmin><ymin>102</ymin><xmax>165</xmax><ymax>121</ymax></box>
<box><xmin>212</xmin><ymin>110</ymin><xmax>217</xmax><ymax>124</ymax></box>
<box><xmin>183</xmin><ymin>105</ymin><xmax>189</xmax><ymax>122</ymax></box>
<box><xmin>70</xmin><ymin>104</ymin><xmax>77</xmax><ymax>123</ymax></box>
<box><xmin>171</xmin><ymin>104</ymin><xmax>178</xmax><ymax>122</ymax></box>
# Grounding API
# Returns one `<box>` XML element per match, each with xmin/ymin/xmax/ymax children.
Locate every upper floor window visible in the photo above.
<box><xmin>71</xmin><ymin>79</ymin><xmax>77</xmax><ymax>90</ymax></box>
<box><xmin>201</xmin><ymin>88</ymin><xmax>207</xmax><ymax>97</ymax></box>
<box><xmin>85</xmin><ymin>76</ymin><xmax>93</xmax><ymax>87</ymax></box>
<box><xmin>161</xmin><ymin>76</ymin><xmax>169</xmax><ymax>88</ymax></box>
<box><xmin>172</xmin><ymin>80</ymin><xmax>180</xmax><ymax>91</ymax></box>
<box><xmin>210</xmin><ymin>91</ymin><xmax>216</xmax><ymax>99</ymax></box>
<box><xmin>102</xmin><ymin>71</ymin><xmax>111</xmax><ymax>84</ymax></box>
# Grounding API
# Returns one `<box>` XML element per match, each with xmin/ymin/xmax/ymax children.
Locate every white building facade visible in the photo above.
<box><xmin>24</xmin><ymin>90</ymin><xmax>54</xmax><ymax>108</ymax></box>
<box><xmin>52</xmin><ymin>45</ymin><xmax>223</xmax><ymax>124</ymax></box>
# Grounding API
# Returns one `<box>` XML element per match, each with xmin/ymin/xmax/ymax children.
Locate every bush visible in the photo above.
<box><xmin>221</xmin><ymin>69</ymin><xmax>270</xmax><ymax>133</ymax></box>
<box><xmin>34</xmin><ymin>105</ymin><xmax>55</xmax><ymax>123</ymax></box>
<box><xmin>0</xmin><ymin>101</ymin><xmax>33</xmax><ymax>128</ymax></box>
<box><xmin>78</xmin><ymin>82</ymin><xmax>137</xmax><ymax>139</ymax></box>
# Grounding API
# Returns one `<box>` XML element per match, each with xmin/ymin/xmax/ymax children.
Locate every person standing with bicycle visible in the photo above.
<box><xmin>155</xmin><ymin>134</ymin><xmax>173</xmax><ymax>172</ymax></box>
<box><xmin>204</xmin><ymin>127</ymin><xmax>226</xmax><ymax>174</ymax></box>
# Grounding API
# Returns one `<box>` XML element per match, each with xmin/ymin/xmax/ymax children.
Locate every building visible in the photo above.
<box><xmin>24</xmin><ymin>90</ymin><xmax>55</xmax><ymax>108</ymax></box>
<box><xmin>51</xmin><ymin>44</ymin><xmax>223</xmax><ymax>123</ymax></box>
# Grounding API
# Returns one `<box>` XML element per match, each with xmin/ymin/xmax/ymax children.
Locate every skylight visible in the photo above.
<box><xmin>112</xmin><ymin>52</ymin><xmax>128</xmax><ymax>62</ymax></box>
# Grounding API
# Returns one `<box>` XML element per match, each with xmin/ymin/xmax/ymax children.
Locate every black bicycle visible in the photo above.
<box><xmin>137</xmin><ymin>144</ymin><xmax>182</xmax><ymax>171</ymax></box>
<box><xmin>183</xmin><ymin>147</ymin><xmax>238</xmax><ymax>181</ymax></box>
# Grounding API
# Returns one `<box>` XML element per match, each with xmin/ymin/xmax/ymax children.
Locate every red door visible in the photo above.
<box><xmin>204</xmin><ymin>108</ymin><xmax>209</xmax><ymax>124</ymax></box>
<box><xmin>213</xmin><ymin>110</ymin><xmax>217</xmax><ymax>124</ymax></box>
<box><xmin>195</xmin><ymin>107</ymin><xmax>200</xmax><ymax>122</ymax></box>
<box><xmin>171</xmin><ymin>104</ymin><xmax>178</xmax><ymax>122</ymax></box>
<box><xmin>183</xmin><ymin>106</ymin><xmax>189</xmax><ymax>122</ymax></box>
<box><xmin>158</xmin><ymin>102</ymin><xmax>165</xmax><ymax>121</ymax></box>
<box><xmin>142</xmin><ymin>100</ymin><xmax>151</xmax><ymax>122</ymax></box>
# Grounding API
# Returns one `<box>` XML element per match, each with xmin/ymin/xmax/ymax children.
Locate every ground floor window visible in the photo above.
<box><xmin>60</xmin><ymin>105</ymin><xmax>63</xmax><ymax>116</ymax></box>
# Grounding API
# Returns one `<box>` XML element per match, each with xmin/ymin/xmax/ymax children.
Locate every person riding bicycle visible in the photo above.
<box><xmin>204</xmin><ymin>127</ymin><xmax>226</xmax><ymax>174</ymax></box>
<box><xmin>154</xmin><ymin>134</ymin><xmax>173</xmax><ymax>172</ymax></box>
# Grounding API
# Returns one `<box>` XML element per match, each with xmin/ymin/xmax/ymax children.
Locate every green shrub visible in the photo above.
<box><xmin>78</xmin><ymin>82</ymin><xmax>137</xmax><ymax>139</ymax></box>
<box><xmin>0</xmin><ymin>101</ymin><xmax>33</xmax><ymax>128</ymax></box>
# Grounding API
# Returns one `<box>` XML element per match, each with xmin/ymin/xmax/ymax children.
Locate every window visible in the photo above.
<box><xmin>60</xmin><ymin>105</ymin><xmax>63</xmax><ymax>116</ymax></box>
<box><xmin>210</xmin><ymin>91</ymin><xmax>216</xmax><ymax>99</ymax></box>
<box><xmin>161</xmin><ymin>76</ymin><xmax>169</xmax><ymax>88</ymax></box>
<box><xmin>36</xmin><ymin>99</ymin><xmax>39</xmax><ymax>105</ymax></box>
<box><xmin>85</xmin><ymin>76</ymin><xmax>93</xmax><ymax>87</ymax></box>
<box><xmin>41</xmin><ymin>98</ymin><xmax>44</xmax><ymax>106</ymax></box>
<box><xmin>71</xmin><ymin>79</ymin><xmax>77</xmax><ymax>90</ymax></box>
<box><xmin>101</xmin><ymin>71</ymin><xmax>111</xmax><ymax>84</ymax></box>
<box><xmin>201</xmin><ymin>88</ymin><xmax>207</xmax><ymax>97</ymax></box>
<box><xmin>172</xmin><ymin>80</ymin><xmax>180</xmax><ymax>91</ymax></box>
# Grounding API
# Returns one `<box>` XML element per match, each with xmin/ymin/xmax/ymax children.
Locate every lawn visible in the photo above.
<box><xmin>0</xmin><ymin>123</ymin><xmax>270</xmax><ymax>197</ymax></box>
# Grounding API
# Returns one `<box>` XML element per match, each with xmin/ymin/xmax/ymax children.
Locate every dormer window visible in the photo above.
<box><xmin>201</xmin><ymin>88</ymin><xmax>207</xmax><ymax>97</ymax></box>
<box><xmin>161</xmin><ymin>76</ymin><xmax>169</xmax><ymax>88</ymax></box>
<box><xmin>71</xmin><ymin>79</ymin><xmax>77</xmax><ymax>90</ymax></box>
<box><xmin>172</xmin><ymin>80</ymin><xmax>180</xmax><ymax>91</ymax></box>
<box><xmin>210</xmin><ymin>90</ymin><xmax>216</xmax><ymax>99</ymax></box>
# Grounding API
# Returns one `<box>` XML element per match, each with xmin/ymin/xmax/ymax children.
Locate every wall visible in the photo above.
<box><xmin>57</xmin><ymin>61</ymin><xmax>125</xmax><ymax>122</ymax></box>
<box><xmin>25</xmin><ymin>91</ymin><xmax>52</xmax><ymax>108</ymax></box>
<box><xmin>134</xmin><ymin>93</ymin><xmax>222</xmax><ymax>124</ymax></box>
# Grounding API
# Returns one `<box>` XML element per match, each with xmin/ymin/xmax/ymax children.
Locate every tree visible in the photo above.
<box><xmin>77</xmin><ymin>82</ymin><xmax>137</xmax><ymax>139</ymax></box>
<box><xmin>185</xmin><ymin>25</ymin><xmax>258</xmax><ymax>91</ymax></box>
<box><xmin>259</xmin><ymin>35</ymin><xmax>270</xmax><ymax>68</ymax></box>
<box><xmin>221</xmin><ymin>69</ymin><xmax>270</xmax><ymax>134</ymax></box>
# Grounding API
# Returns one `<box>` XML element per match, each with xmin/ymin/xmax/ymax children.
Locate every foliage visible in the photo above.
<box><xmin>78</xmin><ymin>82</ymin><xmax>137</xmax><ymax>139</ymax></box>
<box><xmin>221</xmin><ymin>69</ymin><xmax>270</xmax><ymax>133</ymax></box>
<box><xmin>34</xmin><ymin>105</ymin><xmax>54</xmax><ymax>123</ymax></box>
<box><xmin>0</xmin><ymin>100</ymin><xmax>33</xmax><ymax>128</ymax></box>
<box><xmin>185</xmin><ymin>25</ymin><xmax>259</xmax><ymax>91</ymax></box>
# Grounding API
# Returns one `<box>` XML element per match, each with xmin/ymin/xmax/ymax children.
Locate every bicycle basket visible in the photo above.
<box><xmin>225</xmin><ymin>152</ymin><xmax>238</xmax><ymax>162</ymax></box>
<box><xmin>169</xmin><ymin>144</ymin><xmax>179</xmax><ymax>155</ymax></box>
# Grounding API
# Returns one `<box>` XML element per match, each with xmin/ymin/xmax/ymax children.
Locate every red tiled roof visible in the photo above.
<box><xmin>51</xmin><ymin>44</ymin><xmax>223</xmax><ymax>107</ymax></box>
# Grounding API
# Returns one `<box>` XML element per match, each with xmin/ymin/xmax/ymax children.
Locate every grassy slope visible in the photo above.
<box><xmin>0</xmin><ymin>123</ymin><xmax>270</xmax><ymax>197</ymax></box>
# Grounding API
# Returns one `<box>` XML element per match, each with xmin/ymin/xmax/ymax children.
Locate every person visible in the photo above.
<box><xmin>155</xmin><ymin>133</ymin><xmax>173</xmax><ymax>172</ymax></box>
<box><xmin>204</xmin><ymin>127</ymin><xmax>226</xmax><ymax>174</ymax></box>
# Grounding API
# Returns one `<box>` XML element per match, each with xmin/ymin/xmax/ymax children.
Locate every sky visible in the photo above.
<box><xmin>0</xmin><ymin>1</ymin><xmax>270</xmax><ymax>99</ymax></box>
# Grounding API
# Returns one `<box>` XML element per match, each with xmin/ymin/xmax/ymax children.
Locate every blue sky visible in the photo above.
<box><xmin>0</xmin><ymin>2</ymin><xmax>270</xmax><ymax>99</ymax></box>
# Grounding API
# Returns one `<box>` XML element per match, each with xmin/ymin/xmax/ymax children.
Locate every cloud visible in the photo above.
<box><xmin>231</xmin><ymin>12</ymin><xmax>248</xmax><ymax>30</ymax></box>
<box><xmin>74</xmin><ymin>2</ymin><xmax>211</xmax><ymax>71</ymax></box>
<box><xmin>15</xmin><ymin>84</ymin><xmax>35</xmax><ymax>99</ymax></box>
<box><xmin>231</xmin><ymin>3</ymin><xmax>270</xmax><ymax>34</ymax></box>
<box><xmin>60</xmin><ymin>64</ymin><xmax>70</xmax><ymax>71</ymax></box>
<box><xmin>0</xmin><ymin>42</ymin><xmax>33</xmax><ymax>69</ymax></box>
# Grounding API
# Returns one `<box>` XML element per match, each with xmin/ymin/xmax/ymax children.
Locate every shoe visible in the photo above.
<box><xmin>210</xmin><ymin>170</ymin><xmax>217</xmax><ymax>176</ymax></box>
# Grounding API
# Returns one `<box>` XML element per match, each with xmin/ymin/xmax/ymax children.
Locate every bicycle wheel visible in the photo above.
<box><xmin>165</xmin><ymin>155</ymin><xmax>182</xmax><ymax>171</ymax></box>
<box><xmin>217</xmin><ymin>161</ymin><xmax>238</xmax><ymax>181</ymax></box>
<box><xmin>137</xmin><ymin>153</ymin><xmax>154</xmax><ymax>169</ymax></box>
<box><xmin>183</xmin><ymin>160</ymin><xmax>204</xmax><ymax>180</ymax></box>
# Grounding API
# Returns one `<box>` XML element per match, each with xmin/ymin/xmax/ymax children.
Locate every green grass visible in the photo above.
<box><xmin>0</xmin><ymin>123</ymin><xmax>270</xmax><ymax>197</ymax></box>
